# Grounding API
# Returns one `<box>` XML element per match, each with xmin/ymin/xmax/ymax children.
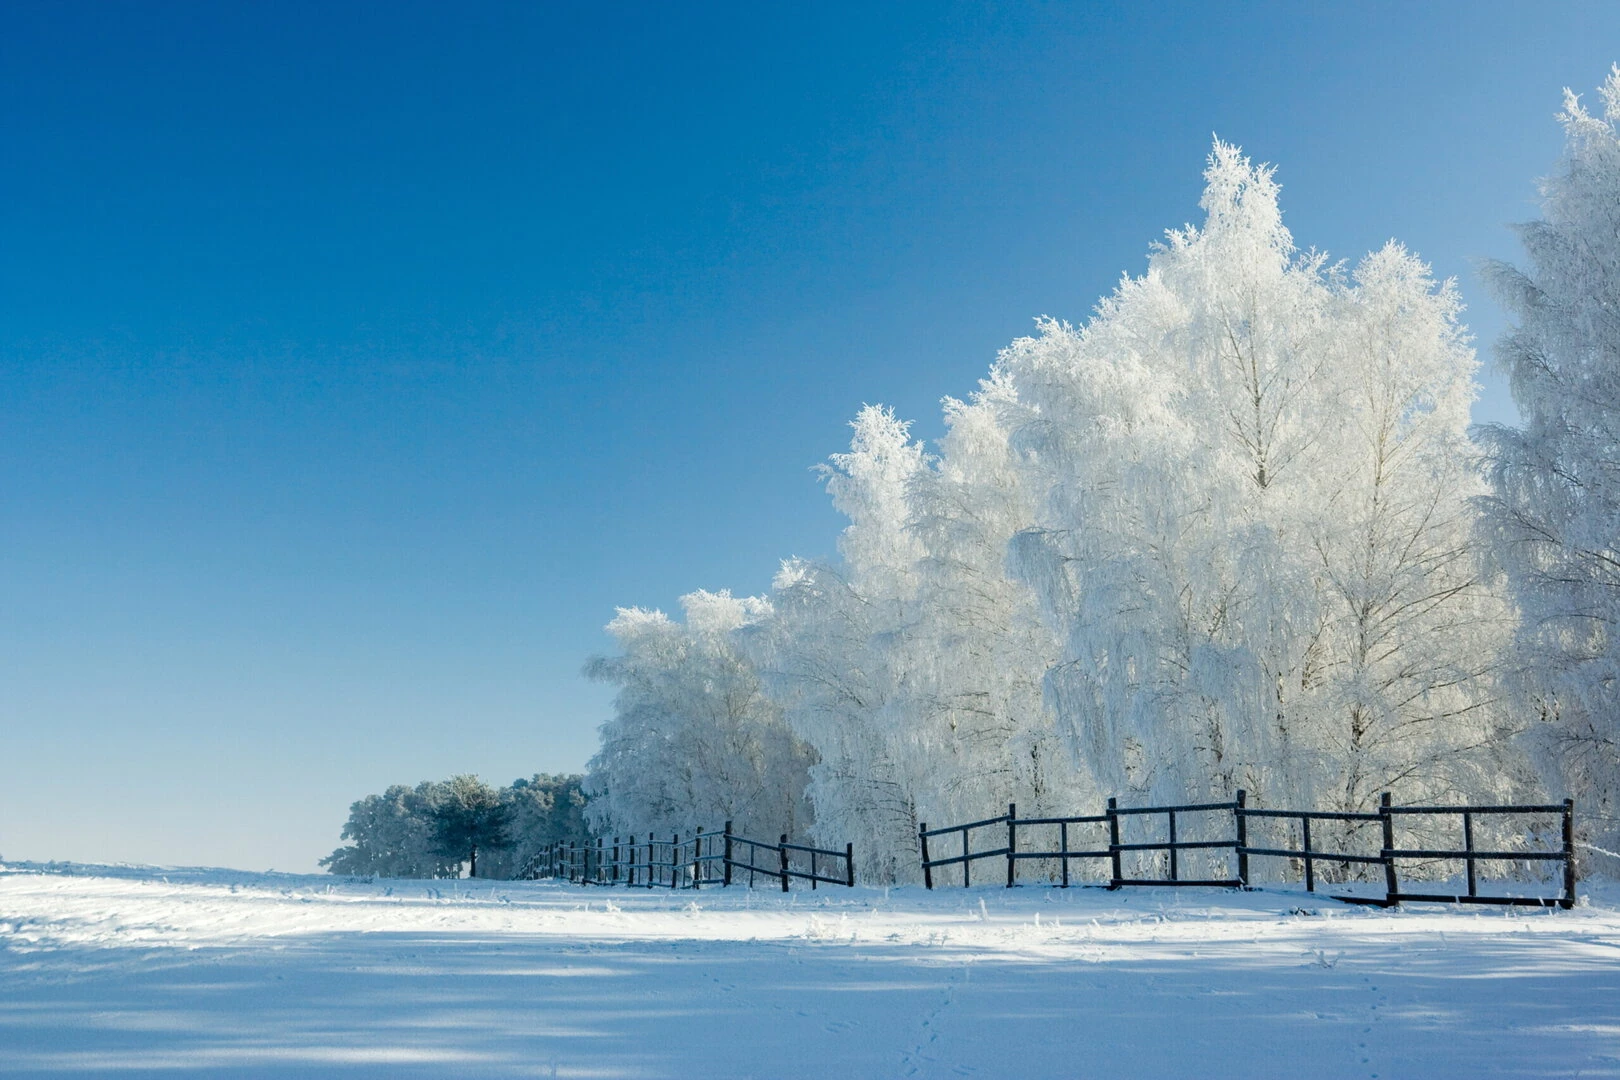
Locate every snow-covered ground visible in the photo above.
<box><xmin>2</xmin><ymin>863</ymin><xmax>1617</xmax><ymax>1078</ymax></box>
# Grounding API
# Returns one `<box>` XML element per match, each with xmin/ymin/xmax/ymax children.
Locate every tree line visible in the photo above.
<box><xmin>322</xmin><ymin>773</ymin><xmax>588</xmax><ymax>879</ymax></box>
<box><xmin>581</xmin><ymin>68</ymin><xmax>1620</xmax><ymax>884</ymax></box>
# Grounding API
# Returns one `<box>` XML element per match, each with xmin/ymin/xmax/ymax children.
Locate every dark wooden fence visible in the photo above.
<box><xmin>920</xmin><ymin>793</ymin><xmax>1577</xmax><ymax>909</ymax></box>
<box><xmin>525</xmin><ymin>821</ymin><xmax>854</xmax><ymax>892</ymax></box>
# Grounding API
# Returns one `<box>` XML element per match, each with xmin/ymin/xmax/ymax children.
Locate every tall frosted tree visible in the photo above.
<box><xmin>1480</xmin><ymin>67</ymin><xmax>1620</xmax><ymax>859</ymax></box>
<box><xmin>756</xmin><ymin>402</ymin><xmax>1089</xmax><ymax>883</ymax></box>
<box><xmin>755</xmin><ymin>407</ymin><xmax>934</xmax><ymax>882</ymax></box>
<box><xmin>584</xmin><ymin>590</ymin><xmax>816</xmax><ymax>840</ymax></box>
<box><xmin>1002</xmin><ymin>142</ymin><xmax>1516</xmax><ymax>822</ymax></box>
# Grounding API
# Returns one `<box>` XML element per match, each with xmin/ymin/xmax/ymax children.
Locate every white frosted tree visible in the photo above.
<box><xmin>759</xmin><ymin>404</ymin><xmax>1086</xmax><ymax>883</ymax></box>
<box><xmin>322</xmin><ymin>781</ymin><xmax>461</xmax><ymax>878</ymax></box>
<box><xmin>1308</xmin><ymin>245</ymin><xmax>1520</xmax><ymax>815</ymax></box>
<box><xmin>584</xmin><ymin>590</ymin><xmax>816</xmax><ymax>840</ymax></box>
<box><xmin>755</xmin><ymin>407</ymin><xmax>934</xmax><ymax>883</ymax></box>
<box><xmin>1479</xmin><ymin>67</ymin><xmax>1620</xmax><ymax>860</ymax></box>
<box><xmin>907</xmin><ymin>385</ymin><xmax>1087</xmax><ymax>821</ymax></box>
<box><xmin>1001</xmin><ymin>142</ymin><xmax>1517</xmax><ymax>831</ymax></box>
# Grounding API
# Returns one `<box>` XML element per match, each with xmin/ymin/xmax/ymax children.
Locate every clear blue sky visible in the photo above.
<box><xmin>3</xmin><ymin>2</ymin><xmax>1615</xmax><ymax>871</ymax></box>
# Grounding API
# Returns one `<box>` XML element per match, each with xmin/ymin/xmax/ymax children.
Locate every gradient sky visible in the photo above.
<box><xmin>4</xmin><ymin>2</ymin><xmax>1618</xmax><ymax>872</ymax></box>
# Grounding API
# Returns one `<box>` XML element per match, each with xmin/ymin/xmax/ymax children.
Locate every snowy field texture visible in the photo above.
<box><xmin>2</xmin><ymin>863</ymin><xmax>1618</xmax><ymax>1079</ymax></box>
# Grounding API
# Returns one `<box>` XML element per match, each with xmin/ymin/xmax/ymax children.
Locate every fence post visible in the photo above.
<box><xmin>1060</xmin><ymin>820</ymin><xmax>1070</xmax><ymax>889</ymax></box>
<box><xmin>1462</xmin><ymin>812</ymin><xmax>1476</xmax><ymax>898</ymax></box>
<box><xmin>846</xmin><ymin>842</ymin><xmax>855</xmax><ymax>887</ymax></box>
<box><xmin>1006</xmin><ymin>802</ymin><xmax>1017</xmax><ymax>888</ymax></box>
<box><xmin>1107</xmin><ymin>797</ymin><xmax>1122</xmax><ymax>889</ymax></box>
<box><xmin>920</xmin><ymin>823</ymin><xmax>933</xmax><ymax>890</ymax></box>
<box><xmin>671</xmin><ymin>833</ymin><xmax>679</xmax><ymax>889</ymax></box>
<box><xmin>598</xmin><ymin>837</ymin><xmax>605</xmax><ymax>884</ymax></box>
<box><xmin>1234</xmin><ymin>790</ymin><xmax>1248</xmax><ymax>887</ymax></box>
<box><xmin>1563</xmin><ymin>797</ymin><xmax>1577</xmax><ymax>910</ymax></box>
<box><xmin>627</xmin><ymin>835</ymin><xmax>636</xmax><ymax>887</ymax></box>
<box><xmin>1167</xmin><ymin>809</ymin><xmax>1178</xmax><ymax>882</ymax></box>
<box><xmin>962</xmin><ymin>826</ymin><xmax>971</xmax><ymax>888</ymax></box>
<box><xmin>779</xmin><ymin>834</ymin><xmax>790</xmax><ymax>893</ymax></box>
<box><xmin>1380</xmin><ymin>792</ymin><xmax>1398</xmax><ymax>907</ymax></box>
<box><xmin>1302</xmin><ymin>815</ymin><xmax>1314</xmax><ymax>893</ymax></box>
<box><xmin>693</xmin><ymin>829</ymin><xmax>703</xmax><ymax>890</ymax></box>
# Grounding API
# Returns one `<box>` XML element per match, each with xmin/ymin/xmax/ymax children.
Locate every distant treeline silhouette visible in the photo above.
<box><xmin>322</xmin><ymin>773</ymin><xmax>589</xmax><ymax>879</ymax></box>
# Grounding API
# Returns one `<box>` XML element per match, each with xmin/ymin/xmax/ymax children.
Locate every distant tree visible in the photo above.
<box><xmin>430</xmin><ymin>774</ymin><xmax>512</xmax><ymax>878</ymax></box>
<box><xmin>1479</xmin><ymin>66</ymin><xmax>1620</xmax><ymax>862</ymax></box>
<box><xmin>320</xmin><ymin>782</ymin><xmax>459</xmax><ymax>878</ymax></box>
<box><xmin>476</xmin><ymin>774</ymin><xmax>591</xmax><ymax>879</ymax></box>
<box><xmin>325</xmin><ymin>773</ymin><xmax>588</xmax><ymax>879</ymax></box>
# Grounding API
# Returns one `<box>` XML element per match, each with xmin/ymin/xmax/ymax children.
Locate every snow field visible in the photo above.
<box><xmin>2</xmin><ymin>864</ymin><xmax>1618</xmax><ymax>1078</ymax></box>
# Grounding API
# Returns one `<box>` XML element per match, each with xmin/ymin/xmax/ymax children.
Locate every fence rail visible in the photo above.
<box><xmin>919</xmin><ymin>793</ymin><xmax>1577</xmax><ymax>909</ymax></box>
<box><xmin>525</xmin><ymin>822</ymin><xmax>855</xmax><ymax>892</ymax></box>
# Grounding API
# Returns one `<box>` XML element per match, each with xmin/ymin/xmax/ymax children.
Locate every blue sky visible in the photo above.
<box><xmin>3</xmin><ymin>2</ymin><xmax>1617</xmax><ymax>871</ymax></box>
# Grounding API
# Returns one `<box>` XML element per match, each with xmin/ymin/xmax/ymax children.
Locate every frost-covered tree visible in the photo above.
<box><xmin>584</xmin><ymin>590</ymin><xmax>816</xmax><ymax>839</ymax></box>
<box><xmin>759</xmin><ymin>404</ymin><xmax>1080</xmax><ymax>883</ymax></box>
<box><xmin>321</xmin><ymin>781</ymin><xmax>461</xmax><ymax>878</ymax></box>
<box><xmin>909</xmin><ymin>390</ymin><xmax>1087</xmax><ymax>819</ymax></box>
<box><xmin>1480</xmin><ymin>66</ymin><xmax>1620</xmax><ymax>858</ymax></box>
<box><xmin>755</xmin><ymin>408</ymin><xmax>933</xmax><ymax>882</ymax></box>
<box><xmin>1000</xmin><ymin>141</ymin><xmax>1516</xmax><ymax>822</ymax></box>
<box><xmin>477</xmin><ymin>774</ymin><xmax>590</xmax><ymax>879</ymax></box>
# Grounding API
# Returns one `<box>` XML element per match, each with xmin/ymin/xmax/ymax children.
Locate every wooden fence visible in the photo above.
<box><xmin>525</xmin><ymin>821</ymin><xmax>854</xmax><ymax>892</ymax></box>
<box><xmin>919</xmin><ymin>793</ymin><xmax>1577</xmax><ymax>909</ymax></box>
